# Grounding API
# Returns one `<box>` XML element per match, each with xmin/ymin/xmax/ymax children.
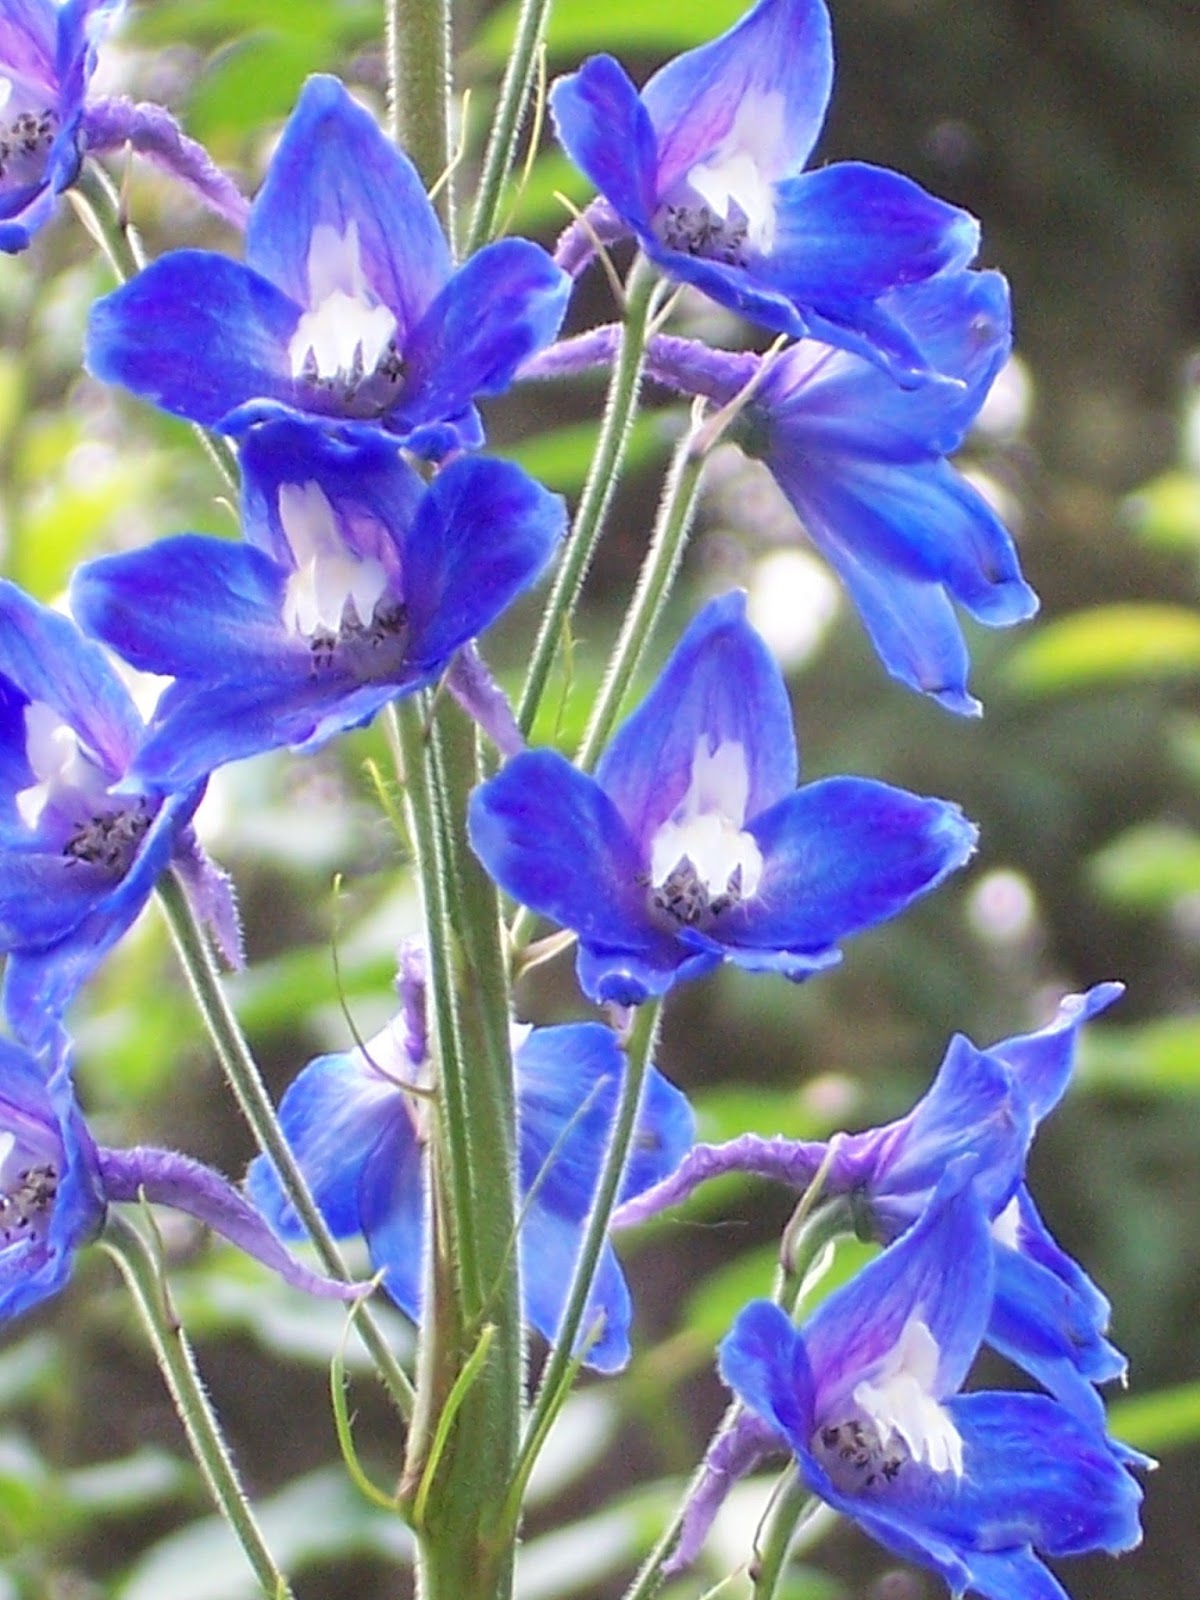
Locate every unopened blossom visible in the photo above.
<box><xmin>720</xmin><ymin>1166</ymin><xmax>1145</xmax><ymax>1600</ymax></box>
<box><xmin>248</xmin><ymin>1011</ymin><xmax>694</xmax><ymax>1372</ymax></box>
<box><xmin>469</xmin><ymin>593</ymin><xmax>976</xmax><ymax>1005</ymax></box>
<box><xmin>85</xmin><ymin>75</ymin><xmax>571</xmax><ymax>456</ymax></box>
<box><xmin>0</xmin><ymin>0</ymin><xmax>121</xmax><ymax>252</ymax></box>
<box><xmin>72</xmin><ymin>418</ymin><xmax>565</xmax><ymax>788</ymax></box>
<box><xmin>550</xmin><ymin>0</ymin><xmax>978</xmax><ymax>379</ymax></box>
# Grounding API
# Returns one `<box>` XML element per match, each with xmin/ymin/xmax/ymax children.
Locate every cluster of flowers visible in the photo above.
<box><xmin>0</xmin><ymin>0</ymin><xmax>1147</xmax><ymax>1594</ymax></box>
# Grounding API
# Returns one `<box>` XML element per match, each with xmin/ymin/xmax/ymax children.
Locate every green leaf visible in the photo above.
<box><xmin>1004</xmin><ymin>604</ymin><xmax>1200</xmax><ymax>692</ymax></box>
<box><xmin>500</xmin><ymin>410</ymin><xmax>674</xmax><ymax>496</ymax></box>
<box><xmin>1109</xmin><ymin>1379</ymin><xmax>1200</xmax><ymax>1452</ymax></box>
<box><xmin>473</xmin><ymin>0</ymin><xmax>747</xmax><ymax>65</ymax></box>
<box><xmin>1088</xmin><ymin>822</ymin><xmax>1200</xmax><ymax>911</ymax></box>
<box><xmin>1124</xmin><ymin>468</ymin><xmax>1200</xmax><ymax>554</ymax></box>
<box><xmin>1079</xmin><ymin>1018</ymin><xmax>1200</xmax><ymax>1095</ymax></box>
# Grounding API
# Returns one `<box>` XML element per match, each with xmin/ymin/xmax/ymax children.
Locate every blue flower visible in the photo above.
<box><xmin>0</xmin><ymin>582</ymin><xmax>221</xmax><ymax>1043</ymax></box>
<box><xmin>720</xmin><ymin>1166</ymin><xmax>1145</xmax><ymax>1600</ymax></box>
<box><xmin>71</xmin><ymin>419</ymin><xmax>565</xmax><ymax>790</ymax></box>
<box><xmin>247</xmin><ymin>1013</ymin><xmax>695</xmax><ymax>1372</ymax></box>
<box><xmin>0</xmin><ymin>1025</ymin><xmax>359</xmax><ymax>1324</ymax></box>
<box><xmin>550</xmin><ymin>0</ymin><xmax>978</xmax><ymax>379</ymax></box>
<box><xmin>614</xmin><ymin>985</ymin><xmax>1128</xmax><ymax>1420</ymax></box>
<box><xmin>742</xmin><ymin>269</ymin><xmax>1038</xmax><ymax>713</ymax></box>
<box><xmin>836</xmin><ymin>983</ymin><xmax>1128</xmax><ymax>1418</ymax></box>
<box><xmin>84</xmin><ymin>75</ymin><xmax>571</xmax><ymax>455</ymax></box>
<box><xmin>0</xmin><ymin>0</ymin><xmax>121</xmax><ymax>252</ymax></box>
<box><xmin>468</xmin><ymin>592</ymin><xmax>977</xmax><ymax>1005</ymax></box>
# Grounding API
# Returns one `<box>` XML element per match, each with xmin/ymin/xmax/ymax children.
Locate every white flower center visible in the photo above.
<box><xmin>288</xmin><ymin>220</ymin><xmax>400</xmax><ymax>388</ymax></box>
<box><xmin>15</xmin><ymin>702</ymin><xmax>105</xmax><ymax>830</ymax></box>
<box><xmin>851</xmin><ymin>1318</ymin><xmax>964</xmax><ymax>1477</ymax></box>
<box><xmin>278</xmin><ymin>480</ymin><xmax>389</xmax><ymax>641</ymax></box>
<box><xmin>661</xmin><ymin>92</ymin><xmax>785</xmax><ymax>261</ymax></box>
<box><xmin>647</xmin><ymin>738</ymin><xmax>763</xmax><ymax>926</ymax></box>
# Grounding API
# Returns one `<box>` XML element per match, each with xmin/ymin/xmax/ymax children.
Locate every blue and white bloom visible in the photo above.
<box><xmin>469</xmin><ymin>593</ymin><xmax>977</xmax><ymax>1005</ymax></box>
<box><xmin>550</xmin><ymin>0</ymin><xmax>977</xmax><ymax>379</ymax></box>
<box><xmin>742</xmin><ymin>269</ymin><xmax>1038</xmax><ymax>713</ymax></box>
<box><xmin>0</xmin><ymin>0</ymin><xmax>121</xmax><ymax>252</ymax></box>
<box><xmin>614</xmin><ymin>985</ymin><xmax>1128</xmax><ymax>1420</ymax></box>
<box><xmin>0</xmin><ymin>1027</ymin><xmax>362</xmax><ymax>1324</ymax></box>
<box><xmin>721</xmin><ymin>1167</ymin><xmax>1145</xmax><ymax>1600</ymax></box>
<box><xmin>0</xmin><ymin>582</ymin><xmax>222</xmax><ymax>1043</ymax></box>
<box><xmin>248</xmin><ymin>1012</ymin><xmax>694</xmax><ymax>1372</ymax></box>
<box><xmin>72</xmin><ymin>420</ymin><xmax>565</xmax><ymax>789</ymax></box>
<box><xmin>85</xmin><ymin>75</ymin><xmax>571</xmax><ymax>454</ymax></box>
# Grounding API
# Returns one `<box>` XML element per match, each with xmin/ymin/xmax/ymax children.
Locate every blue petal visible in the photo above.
<box><xmin>803</xmin><ymin>1162</ymin><xmax>993</xmax><ymax>1403</ymax></box>
<box><xmin>990</xmin><ymin>983</ymin><xmax>1124</xmax><ymax>1122</ymax></box>
<box><xmin>575</xmin><ymin>938</ymin><xmax>721</xmax><ymax>1007</ymax></box>
<box><xmin>788</xmin><ymin>512</ymin><xmax>981</xmax><ymax>714</ymax></box>
<box><xmin>921</xmin><ymin>1391</ymin><xmax>1144</xmax><ymax>1559</ymax></box>
<box><xmin>86</xmin><ymin>253</ymin><xmax>299</xmax><ymax>427</ymax></box>
<box><xmin>640</xmin><ymin>0</ymin><xmax>833</xmax><ymax>191</ymax></box>
<box><xmin>521</xmin><ymin>1205</ymin><xmax>633</xmax><ymax>1372</ymax></box>
<box><xmin>0</xmin><ymin>580</ymin><xmax>143</xmax><ymax>773</ymax></box>
<box><xmin>767</xmin><ymin>163</ymin><xmax>981</xmax><ymax>378</ymax></box>
<box><xmin>718</xmin><ymin>1298</ymin><xmax>817</xmax><ymax>1448</ymax></box>
<box><xmin>72</xmin><ymin>536</ymin><xmax>294</xmax><ymax>679</ymax></box>
<box><xmin>246</xmin><ymin>1044</ymin><xmax>408</xmax><ymax>1241</ymax></box>
<box><xmin>359</xmin><ymin>1116</ymin><xmax>427</xmax><ymax>1321</ymax></box>
<box><xmin>396</xmin><ymin>240</ymin><xmax>571</xmax><ymax>436</ymax></box>
<box><xmin>237</xmin><ymin>417</ymin><xmax>424</xmax><ymax>569</ymax></box>
<box><xmin>549</xmin><ymin>56</ymin><xmax>659</xmax><ymax>234</ymax></box>
<box><xmin>800</xmin><ymin>457</ymin><xmax>1037</xmax><ymax>627</ymax></box>
<box><xmin>595</xmin><ymin>592</ymin><xmax>798</xmax><ymax>850</ymax></box>
<box><xmin>468</xmin><ymin>750</ymin><xmax>654</xmax><ymax>955</ymax></box>
<box><xmin>403</xmin><ymin>456</ymin><xmax>565</xmax><ymax>669</ymax></box>
<box><xmin>759</xmin><ymin>269</ymin><xmax>1012</xmax><ymax>461</ymax></box>
<box><xmin>956</xmin><ymin>1548</ymin><xmax>1072</xmax><ymax>1600</ymax></box>
<box><xmin>729</xmin><ymin>776</ymin><xmax>976</xmax><ymax>952</ymax></box>
<box><xmin>515</xmin><ymin>1022</ymin><xmax>694</xmax><ymax>1212</ymax></box>
<box><xmin>0</xmin><ymin>0</ymin><xmax>56</xmax><ymax>88</ymax></box>
<box><xmin>3</xmin><ymin>785</ymin><xmax>202</xmax><ymax>1043</ymax></box>
<box><xmin>245</xmin><ymin>75</ymin><xmax>450</xmax><ymax>341</ymax></box>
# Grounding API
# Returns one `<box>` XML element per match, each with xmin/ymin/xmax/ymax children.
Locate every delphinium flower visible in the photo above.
<box><xmin>615</xmin><ymin>985</ymin><xmax>1128</xmax><ymax>1421</ymax></box>
<box><xmin>85</xmin><ymin>74</ymin><xmax>571</xmax><ymax>456</ymax></box>
<box><xmin>522</xmin><ymin>266</ymin><xmax>1038</xmax><ymax>713</ymax></box>
<box><xmin>550</xmin><ymin>0</ymin><xmax>978</xmax><ymax>379</ymax></box>
<box><xmin>720</xmin><ymin>1165</ymin><xmax>1146</xmax><ymax>1600</ymax></box>
<box><xmin>0</xmin><ymin>1026</ymin><xmax>364</xmax><ymax>1323</ymax></box>
<box><xmin>0</xmin><ymin>582</ymin><xmax>231</xmax><ymax>1044</ymax></box>
<box><xmin>735</xmin><ymin>269</ymin><xmax>1038</xmax><ymax>712</ymax></box>
<box><xmin>468</xmin><ymin>592</ymin><xmax>977</xmax><ymax>1006</ymax></box>
<box><xmin>0</xmin><ymin>0</ymin><xmax>122</xmax><ymax>252</ymax></box>
<box><xmin>248</xmin><ymin>1001</ymin><xmax>694</xmax><ymax>1372</ymax></box>
<box><xmin>70</xmin><ymin>418</ymin><xmax>565</xmax><ymax>789</ymax></box>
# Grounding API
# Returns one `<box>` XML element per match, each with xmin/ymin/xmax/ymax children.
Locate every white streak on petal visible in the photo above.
<box><xmin>288</xmin><ymin>219</ymin><xmax>399</xmax><ymax>384</ymax></box>
<box><xmin>15</xmin><ymin>702</ymin><xmax>99</xmax><ymax>829</ymax></box>
<box><xmin>649</xmin><ymin>737</ymin><xmax>763</xmax><ymax>899</ymax></box>
<box><xmin>852</xmin><ymin>1318</ymin><xmax>964</xmax><ymax>1478</ymax></box>
<box><xmin>278</xmin><ymin>480</ymin><xmax>388</xmax><ymax>639</ymax></box>
<box><xmin>685</xmin><ymin>92</ymin><xmax>786</xmax><ymax>254</ymax></box>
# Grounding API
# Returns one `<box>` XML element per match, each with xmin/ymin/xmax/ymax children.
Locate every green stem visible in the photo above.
<box><xmin>518</xmin><ymin>1001</ymin><xmax>661</xmax><ymax>1473</ymax></box>
<box><xmin>575</xmin><ymin>430</ymin><xmax>706</xmax><ymax>773</ymax></box>
<box><xmin>391</xmin><ymin>699</ymin><xmax>523</xmax><ymax>1600</ymax></box>
<box><xmin>752</xmin><ymin>1479</ymin><xmax>824</xmax><ymax>1600</ymax></box>
<box><xmin>516</xmin><ymin>257</ymin><xmax>658</xmax><ymax>738</ymax></box>
<box><xmin>388</xmin><ymin>0</ymin><xmax>455</xmax><ymax>244</ymax></box>
<box><xmin>102</xmin><ymin>1211</ymin><xmax>295</xmax><ymax>1600</ymax></box>
<box><xmin>71</xmin><ymin>161</ymin><xmax>239</xmax><ymax>490</ymax></box>
<box><xmin>155</xmin><ymin>871</ymin><xmax>414</xmax><ymax>1420</ymax></box>
<box><xmin>465</xmin><ymin>0</ymin><xmax>554</xmax><ymax>253</ymax></box>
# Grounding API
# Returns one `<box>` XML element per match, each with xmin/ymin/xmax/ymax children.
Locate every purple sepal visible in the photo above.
<box><xmin>445</xmin><ymin>644</ymin><xmax>525</xmax><ymax>759</ymax></box>
<box><xmin>394</xmin><ymin>940</ymin><xmax>427</xmax><ymax>1070</ymax></box>
<box><xmin>665</xmin><ymin>1410</ymin><xmax>780</xmax><ymax>1576</ymax></box>
<box><xmin>170</xmin><ymin>830</ymin><xmax>245</xmax><ymax>970</ymax></box>
<box><xmin>97</xmin><ymin>1145</ymin><xmax>368</xmax><ymax>1300</ymax></box>
<box><xmin>81</xmin><ymin>97</ymin><xmax>250</xmax><ymax>228</ymax></box>
<box><xmin>611</xmin><ymin>1132</ymin><xmax>828</xmax><ymax>1230</ymax></box>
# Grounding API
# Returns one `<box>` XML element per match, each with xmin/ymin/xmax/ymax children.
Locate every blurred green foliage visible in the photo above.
<box><xmin>2</xmin><ymin>0</ymin><xmax>1200</xmax><ymax>1597</ymax></box>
